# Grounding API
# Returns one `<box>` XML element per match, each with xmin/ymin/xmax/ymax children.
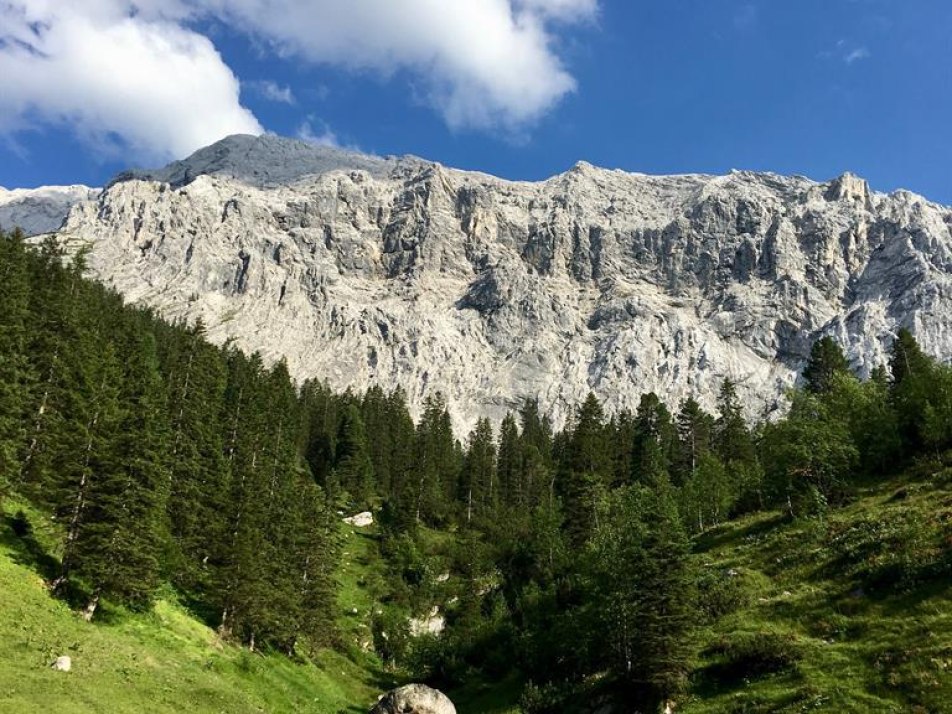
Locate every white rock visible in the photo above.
<box><xmin>343</xmin><ymin>511</ymin><xmax>373</xmax><ymax>527</ymax></box>
<box><xmin>370</xmin><ymin>683</ymin><xmax>456</xmax><ymax>714</ymax></box>
<box><xmin>409</xmin><ymin>606</ymin><xmax>445</xmax><ymax>637</ymax></box>
<box><xmin>23</xmin><ymin>134</ymin><xmax>952</xmax><ymax>430</ymax></box>
<box><xmin>51</xmin><ymin>656</ymin><xmax>71</xmax><ymax>672</ymax></box>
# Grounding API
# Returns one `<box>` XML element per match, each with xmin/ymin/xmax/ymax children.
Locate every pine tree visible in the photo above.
<box><xmin>0</xmin><ymin>230</ymin><xmax>32</xmax><ymax>499</ymax></box>
<box><xmin>460</xmin><ymin>418</ymin><xmax>496</xmax><ymax>522</ymax></box>
<box><xmin>335</xmin><ymin>404</ymin><xmax>375</xmax><ymax>506</ymax></box>
<box><xmin>674</xmin><ymin>397</ymin><xmax>714</xmax><ymax>485</ymax></box>
<box><xmin>802</xmin><ymin>336</ymin><xmax>850</xmax><ymax>394</ymax></box>
<box><xmin>560</xmin><ymin>393</ymin><xmax>610</xmax><ymax>545</ymax></box>
<box><xmin>630</xmin><ymin>392</ymin><xmax>677</xmax><ymax>485</ymax></box>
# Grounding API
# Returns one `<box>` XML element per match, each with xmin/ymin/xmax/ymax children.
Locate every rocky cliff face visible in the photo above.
<box><xmin>34</xmin><ymin>134</ymin><xmax>952</xmax><ymax>429</ymax></box>
<box><xmin>0</xmin><ymin>185</ymin><xmax>99</xmax><ymax>236</ymax></box>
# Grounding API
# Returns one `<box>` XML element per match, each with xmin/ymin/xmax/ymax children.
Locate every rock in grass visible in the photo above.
<box><xmin>344</xmin><ymin>511</ymin><xmax>373</xmax><ymax>527</ymax></box>
<box><xmin>370</xmin><ymin>684</ymin><xmax>456</xmax><ymax>714</ymax></box>
<box><xmin>51</xmin><ymin>656</ymin><xmax>71</xmax><ymax>672</ymax></box>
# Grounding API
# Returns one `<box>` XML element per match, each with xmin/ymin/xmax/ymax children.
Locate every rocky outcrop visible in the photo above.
<box><xmin>25</xmin><ymin>134</ymin><xmax>952</xmax><ymax>429</ymax></box>
<box><xmin>370</xmin><ymin>684</ymin><xmax>456</xmax><ymax>714</ymax></box>
<box><xmin>0</xmin><ymin>185</ymin><xmax>99</xmax><ymax>236</ymax></box>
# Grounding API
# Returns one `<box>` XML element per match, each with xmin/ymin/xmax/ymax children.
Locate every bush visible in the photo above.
<box><xmin>519</xmin><ymin>681</ymin><xmax>568</xmax><ymax>714</ymax></box>
<box><xmin>697</xmin><ymin>567</ymin><xmax>751</xmax><ymax>621</ymax></box>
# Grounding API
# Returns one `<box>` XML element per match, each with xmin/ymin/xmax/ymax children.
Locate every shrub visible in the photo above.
<box><xmin>697</xmin><ymin>567</ymin><xmax>751</xmax><ymax>621</ymax></box>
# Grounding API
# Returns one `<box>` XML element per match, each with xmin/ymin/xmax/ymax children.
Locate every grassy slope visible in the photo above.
<box><xmin>0</xmin><ymin>499</ymin><xmax>394</xmax><ymax>714</ymax></box>
<box><xmin>684</xmin><ymin>469</ymin><xmax>952</xmax><ymax>713</ymax></box>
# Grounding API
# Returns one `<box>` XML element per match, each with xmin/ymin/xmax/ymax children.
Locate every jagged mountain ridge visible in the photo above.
<box><xmin>33</xmin><ymin>134</ymin><xmax>952</xmax><ymax>429</ymax></box>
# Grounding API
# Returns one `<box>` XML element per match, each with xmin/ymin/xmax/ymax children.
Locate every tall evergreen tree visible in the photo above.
<box><xmin>630</xmin><ymin>392</ymin><xmax>677</xmax><ymax>485</ymax></box>
<box><xmin>0</xmin><ymin>230</ymin><xmax>32</xmax><ymax>499</ymax></box>
<box><xmin>560</xmin><ymin>393</ymin><xmax>610</xmax><ymax>545</ymax></box>
<box><xmin>335</xmin><ymin>404</ymin><xmax>375</xmax><ymax>506</ymax></box>
<box><xmin>496</xmin><ymin>412</ymin><xmax>520</xmax><ymax>508</ymax></box>
<box><xmin>802</xmin><ymin>335</ymin><xmax>850</xmax><ymax>394</ymax></box>
<box><xmin>674</xmin><ymin>397</ymin><xmax>714</xmax><ymax>485</ymax></box>
<box><xmin>713</xmin><ymin>379</ymin><xmax>756</xmax><ymax>466</ymax></box>
<box><xmin>461</xmin><ymin>417</ymin><xmax>496</xmax><ymax>522</ymax></box>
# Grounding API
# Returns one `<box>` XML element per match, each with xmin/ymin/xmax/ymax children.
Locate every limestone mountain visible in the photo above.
<box><xmin>24</xmin><ymin>134</ymin><xmax>952</xmax><ymax>429</ymax></box>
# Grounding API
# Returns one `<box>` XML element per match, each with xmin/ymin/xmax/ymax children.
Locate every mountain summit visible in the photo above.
<box><xmin>22</xmin><ymin>135</ymin><xmax>952</xmax><ymax>428</ymax></box>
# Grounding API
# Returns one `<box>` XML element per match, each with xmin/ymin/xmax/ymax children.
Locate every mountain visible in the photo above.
<box><xmin>0</xmin><ymin>184</ymin><xmax>99</xmax><ymax>236</ymax></box>
<box><xmin>22</xmin><ymin>134</ymin><xmax>952</xmax><ymax>429</ymax></box>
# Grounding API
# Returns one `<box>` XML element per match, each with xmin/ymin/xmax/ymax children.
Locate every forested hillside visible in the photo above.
<box><xmin>1</xmin><ymin>227</ymin><xmax>950</xmax><ymax>712</ymax></box>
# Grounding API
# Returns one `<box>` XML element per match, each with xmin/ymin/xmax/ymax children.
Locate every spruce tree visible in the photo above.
<box><xmin>162</xmin><ymin>322</ymin><xmax>230</xmax><ymax>595</ymax></box>
<box><xmin>461</xmin><ymin>418</ymin><xmax>496</xmax><ymax>522</ymax></box>
<box><xmin>335</xmin><ymin>404</ymin><xmax>375</xmax><ymax>506</ymax></box>
<box><xmin>0</xmin><ymin>230</ymin><xmax>32</xmax><ymax>498</ymax></box>
<box><xmin>802</xmin><ymin>335</ymin><xmax>850</xmax><ymax>394</ymax></box>
<box><xmin>496</xmin><ymin>412</ymin><xmax>520</xmax><ymax>508</ymax></box>
<box><xmin>630</xmin><ymin>392</ymin><xmax>677</xmax><ymax>485</ymax></box>
<box><xmin>560</xmin><ymin>393</ymin><xmax>610</xmax><ymax>545</ymax></box>
<box><xmin>57</xmin><ymin>319</ymin><xmax>170</xmax><ymax>619</ymax></box>
<box><xmin>713</xmin><ymin>379</ymin><xmax>756</xmax><ymax>466</ymax></box>
<box><xmin>674</xmin><ymin>397</ymin><xmax>714</xmax><ymax>485</ymax></box>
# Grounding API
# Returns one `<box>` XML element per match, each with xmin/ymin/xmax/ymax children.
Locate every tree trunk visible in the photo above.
<box><xmin>81</xmin><ymin>590</ymin><xmax>101</xmax><ymax>622</ymax></box>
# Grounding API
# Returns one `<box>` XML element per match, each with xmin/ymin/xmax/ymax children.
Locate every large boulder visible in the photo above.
<box><xmin>370</xmin><ymin>684</ymin><xmax>456</xmax><ymax>714</ymax></box>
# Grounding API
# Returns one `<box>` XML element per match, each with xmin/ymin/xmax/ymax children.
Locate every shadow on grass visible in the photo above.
<box><xmin>0</xmin><ymin>509</ymin><xmax>60</xmax><ymax>581</ymax></box>
<box><xmin>694</xmin><ymin>513</ymin><xmax>788</xmax><ymax>553</ymax></box>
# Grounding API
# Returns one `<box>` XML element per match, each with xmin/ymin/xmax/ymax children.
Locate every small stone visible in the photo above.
<box><xmin>51</xmin><ymin>656</ymin><xmax>71</xmax><ymax>672</ymax></box>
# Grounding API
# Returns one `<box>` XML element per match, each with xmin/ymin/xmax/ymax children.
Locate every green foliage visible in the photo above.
<box><xmin>802</xmin><ymin>336</ymin><xmax>850</xmax><ymax>394</ymax></box>
<box><xmin>761</xmin><ymin>390</ymin><xmax>859</xmax><ymax>513</ymax></box>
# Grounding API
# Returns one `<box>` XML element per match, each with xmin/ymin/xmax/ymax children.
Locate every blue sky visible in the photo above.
<box><xmin>1</xmin><ymin>1</ymin><xmax>950</xmax><ymax>204</ymax></box>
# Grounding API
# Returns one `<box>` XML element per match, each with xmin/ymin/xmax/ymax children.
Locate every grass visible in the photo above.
<box><xmin>0</xmin><ymin>499</ymin><xmax>394</xmax><ymax>714</ymax></box>
<box><xmin>683</xmin><ymin>468</ymin><xmax>952</xmax><ymax>713</ymax></box>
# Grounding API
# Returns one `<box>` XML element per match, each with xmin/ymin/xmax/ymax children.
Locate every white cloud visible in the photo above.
<box><xmin>0</xmin><ymin>1</ymin><xmax>262</xmax><ymax>162</ymax></box>
<box><xmin>196</xmin><ymin>0</ymin><xmax>596</xmax><ymax>131</ymax></box>
<box><xmin>296</xmin><ymin>118</ymin><xmax>339</xmax><ymax>148</ymax></box>
<box><xmin>0</xmin><ymin>0</ymin><xmax>596</xmax><ymax>162</ymax></box>
<box><xmin>844</xmin><ymin>47</ymin><xmax>871</xmax><ymax>64</ymax></box>
<box><xmin>516</xmin><ymin>0</ymin><xmax>598</xmax><ymax>22</ymax></box>
<box><xmin>246</xmin><ymin>79</ymin><xmax>296</xmax><ymax>104</ymax></box>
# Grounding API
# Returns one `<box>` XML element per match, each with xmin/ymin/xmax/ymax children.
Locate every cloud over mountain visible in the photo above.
<box><xmin>0</xmin><ymin>1</ymin><xmax>596</xmax><ymax>160</ymax></box>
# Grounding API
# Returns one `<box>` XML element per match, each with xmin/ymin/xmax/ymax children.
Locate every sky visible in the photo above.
<box><xmin>1</xmin><ymin>1</ymin><xmax>950</xmax><ymax>204</ymax></box>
